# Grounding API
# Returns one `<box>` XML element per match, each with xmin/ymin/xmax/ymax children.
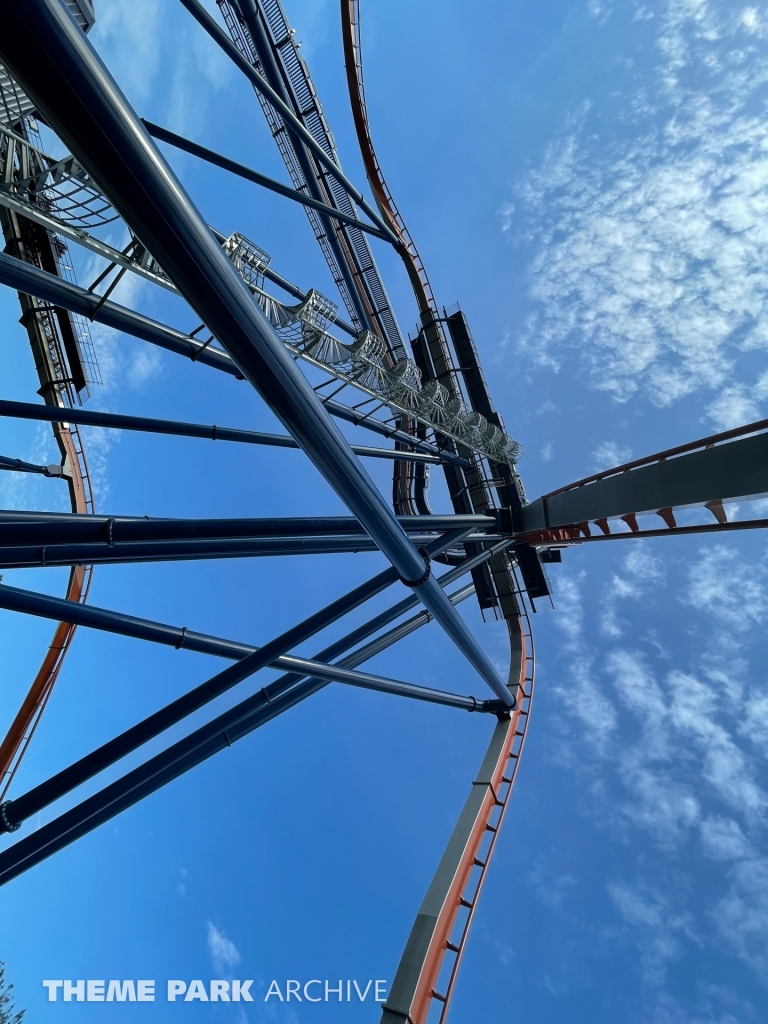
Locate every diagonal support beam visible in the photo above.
<box><xmin>177</xmin><ymin>0</ymin><xmax>400</xmax><ymax>250</ymax></box>
<box><xmin>0</xmin><ymin>0</ymin><xmax>511</xmax><ymax>706</ymax></box>
<box><xmin>0</xmin><ymin>583</ymin><xmax>479</xmax><ymax>885</ymax></box>
<box><xmin>0</xmin><ymin>254</ymin><xmax>467</xmax><ymax>467</ymax></box>
<box><xmin>0</xmin><ymin>454</ymin><xmax>65</xmax><ymax>478</ymax></box>
<box><xmin>142</xmin><ymin>119</ymin><xmax>389</xmax><ymax>241</ymax></box>
<box><xmin>0</xmin><ymin>530</ymin><xmax>484</xmax><ymax>825</ymax></box>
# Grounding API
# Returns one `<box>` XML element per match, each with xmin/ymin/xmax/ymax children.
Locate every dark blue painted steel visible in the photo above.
<box><xmin>0</xmin><ymin>0</ymin><xmax>511</xmax><ymax>704</ymax></box>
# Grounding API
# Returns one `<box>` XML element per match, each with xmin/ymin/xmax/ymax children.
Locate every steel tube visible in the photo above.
<box><xmin>143</xmin><ymin>119</ymin><xmax>388</xmax><ymax>241</ymax></box>
<box><xmin>0</xmin><ymin>511</ymin><xmax>493</xmax><ymax>543</ymax></box>
<box><xmin>0</xmin><ymin>251</ymin><xmax>240</xmax><ymax>376</ymax></box>
<box><xmin>0</xmin><ymin>455</ymin><xmax>62</xmax><ymax>477</ymax></box>
<box><xmin>0</xmin><ymin>585</ymin><xmax>478</xmax><ymax>884</ymax></box>
<box><xmin>0</xmin><ymin>398</ymin><xmax>442</xmax><ymax>465</ymax></box>
<box><xmin>0</xmin><ymin>252</ymin><xmax>467</xmax><ymax>466</ymax></box>
<box><xmin>0</xmin><ymin>533</ymin><xmax>500</xmax><ymax>569</ymax></box>
<box><xmin>0</xmin><ymin>0</ymin><xmax>510</xmax><ymax>704</ymax></box>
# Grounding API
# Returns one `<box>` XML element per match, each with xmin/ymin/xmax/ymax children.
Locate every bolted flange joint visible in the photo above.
<box><xmin>398</xmin><ymin>547</ymin><xmax>431</xmax><ymax>588</ymax></box>
<box><xmin>0</xmin><ymin>800</ymin><xmax>21</xmax><ymax>833</ymax></box>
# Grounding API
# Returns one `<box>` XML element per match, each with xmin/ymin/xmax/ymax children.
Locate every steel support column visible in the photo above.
<box><xmin>0</xmin><ymin>0</ymin><xmax>511</xmax><ymax>705</ymax></box>
<box><xmin>0</xmin><ymin>254</ymin><xmax>468</xmax><ymax>465</ymax></box>
<box><xmin>0</xmin><ymin>584</ymin><xmax>477</xmax><ymax>886</ymax></box>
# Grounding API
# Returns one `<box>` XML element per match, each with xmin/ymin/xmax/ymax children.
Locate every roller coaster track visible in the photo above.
<box><xmin>0</xmin><ymin>425</ymin><xmax>93</xmax><ymax>801</ymax></box>
<box><xmin>0</xmin><ymin>114</ymin><xmax>96</xmax><ymax>798</ymax></box>
<box><xmin>341</xmin><ymin>0</ymin><xmax>437</xmax><ymax>322</ymax></box>
<box><xmin>381</xmin><ymin>563</ymin><xmax>535</xmax><ymax>1024</ymax></box>
<box><xmin>0</xmin><ymin>7</ymin><xmax>533</xmax><ymax>1023</ymax></box>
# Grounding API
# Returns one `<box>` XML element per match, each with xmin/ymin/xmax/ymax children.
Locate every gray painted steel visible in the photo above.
<box><xmin>381</xmin><ymin>717</ymin><xmax>514</xmax><ymax>1023</ymax></box>
<box><xmin>519</xmin><ymin>431</ymin><xmax>768</xmax><ymax>532</ymax></box>
<box><xmin>142</xmin><ymin>119</ymin><xmax>389</xmax><ymax>241</ymax></box>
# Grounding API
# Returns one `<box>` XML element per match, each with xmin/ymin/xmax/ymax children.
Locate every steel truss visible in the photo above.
<box><xmin>1</xmin><ymin>2</ymin><xmax>764</xmax><ymax>1023</ymax></box>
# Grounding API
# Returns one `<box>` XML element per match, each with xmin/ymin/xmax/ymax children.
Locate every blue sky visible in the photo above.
<box><xmin>2</xmin><ymin>0</ymin><xmax>768</xmax><ymax>1021</ymax></box>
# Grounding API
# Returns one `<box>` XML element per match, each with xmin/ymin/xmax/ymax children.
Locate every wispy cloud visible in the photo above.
<box><xmin>207</xmin><ymin>921</ymin><xmax>241</xmax><ymax>975</ymax></box>
<box><xmin>511</xmin><ymin>0</ymin><xmax>768</xmax><ymax>418</ymax></box>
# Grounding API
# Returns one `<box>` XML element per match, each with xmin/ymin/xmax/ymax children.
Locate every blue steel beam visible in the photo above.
<box><xmin>0</xmin><ymin>455</ymin><xmax>64</xmax><ymax>477</ymax></box>
<box><xmin>142</xmin><ymin>119</ymin><xmax>390</xmax><ymax>241</ymax></box>
<box><xmin>0</xmin><ymin>254</ymin><xmax>468</xmax><ymax>466</ymax></box>
<box><xmin>0</xmin><ymin>530</ymin><xmax>481</xmax><ymax>837</ymax></box>
<box><xmin>0</xmin><ymin>585</ymin><xmax>479</xmax><ymax>883</ymax></box>
<box><xmin>0</xmin><ymin>0</ymin><xmax>512</xmax><ymax>707</ymax></box>
<box><xmin>178</xmin><ymin>0</ymin><xmax>400</xmax><ymax>250</ymax></box>
<box><xmin>0</xmin><ymin>532</ymin><xmax>500</xmax><ymax>569</ymax></box>
<box><xmin>0</xmin><ymin>398</ymin><xmax>444</xmax><ymax>465</ymax></box>
<box><xmin>0</xmin><ymin>511</ymin><xmax>494</xmax><ymax>543</ymax></box>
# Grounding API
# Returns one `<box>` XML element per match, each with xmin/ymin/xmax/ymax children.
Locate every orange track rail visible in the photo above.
<box><xmin>0</xmin><ymin>422</ymin><xmax>93</xmax><ymax>799</ymax></box>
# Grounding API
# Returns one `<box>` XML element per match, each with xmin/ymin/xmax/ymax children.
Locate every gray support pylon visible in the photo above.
<box><xmin>0</xmin><ymin>0</ymin><xmax>511</xmax><ymax>706</ymax></box>
<box><xmin>519</xmin><ymin>431</ymin><xmax>768</xmax><ymax>532</ymax></box>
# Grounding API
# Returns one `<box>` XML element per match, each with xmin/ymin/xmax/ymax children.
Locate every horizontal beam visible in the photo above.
<box><xmin>0</xmin><ymin>398</ymin><xmax>442</xmax><ymax>466</ymax></box>
<box><xmin>0</xmin><ymin>532</ymin><xmax>500</xmax><ymax>569</ymax></box>
<box><xmin>520</xmin><ymin>431</ymin><xmax>768</xmax><ymax>532</ymax></box>
<box><xmin>0</xmin><ymin>455</ymin><xmax>64</xmax><ymax>478</ymax></box>
<box><xmin>0</xmin><ymin>511</ymin><xmax>494</xmax><ymax>544</ymax></box>
<box><xmin>0</xmin><ymin>255</ymin><xmax>467</xmax><ymax>466</ymax></box>
<box><xmin>142</xmin><ymin>119</ymin><xmax>389</xmax><ymax>242</ymax></box>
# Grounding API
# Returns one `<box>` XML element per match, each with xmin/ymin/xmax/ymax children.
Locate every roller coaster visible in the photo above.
<box><xmin>0</xmin><ymin>2</ymin><xmax>766</xmax><ymax>1020</ymax></box>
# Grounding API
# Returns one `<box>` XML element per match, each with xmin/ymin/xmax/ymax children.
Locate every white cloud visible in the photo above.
<box><xmin>683</xmin><ymin>545</ymin><xmax>768</xmax><ymax>630</ymax></box>
<box><xmin>552</xmin><ymin>571</ymin><xmax>587</xmax><ymax>644</ymax></box>
<box><xmin>555</xmin><ymin>658</ymin><xmax>619</xmax><ymax>756</ymax></box>
<box><xmin>623</xmin><ymin>546</ymin><xmax>664</xmax><ymax>581</ymax></box>
<box><xmin>707</xmin><ymin>384</ymin><xmax>761</xmax><ymax>429</ymax></box>
<box><xmin>528</xmin><ymin>858</ymin><xmax>577</xmax><ymax>910</ymax></box>
<box><xmin>699</xmin><ymin>815</ymin><xmax>753</xmax><ymax>860</ymax></box>
<box><xmin>608</xmin><ymin>880</ymin><xmax>695</xmax><ymax>985</ymax></box>
<box><xmin>90</xmin><ymin>0</ymin><xmax>163</xmax><ymax>106</ymax></box>
<box><xmin>511</xmin><ymin>0</ymin><xmax>768</xmax><ymax>412</ymax></box>
<box><xmin>592</xmin><ymin>441</ymin><xmax>632</xmax><ymax>469</ymax></box>
<box><xmin>713</xmin><ymin>856</ymin><xmax>768</xmax><ymax>980</ymax></box>
<box><xmin>207</xmin><ymin>922</ymin><xmax>241</xmax><ymax>975</ymax></box>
